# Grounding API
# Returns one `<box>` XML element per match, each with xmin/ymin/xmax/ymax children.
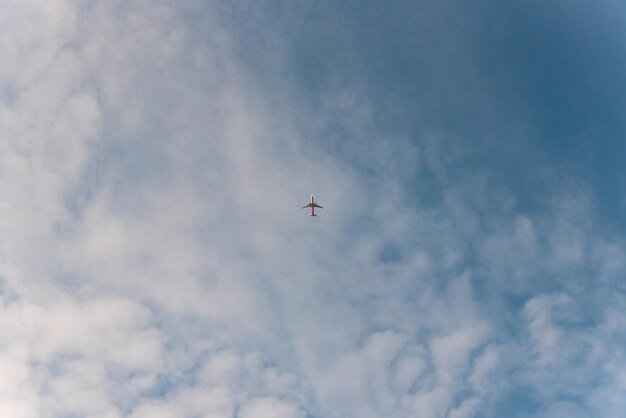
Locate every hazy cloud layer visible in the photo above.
<box><xmin>2</xmin><ymin>0</ymin><xmax>626</xmax><ymax>417</ymax></box>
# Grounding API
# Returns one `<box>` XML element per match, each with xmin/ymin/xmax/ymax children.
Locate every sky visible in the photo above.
<box><xmin>2</xmin><ymin>0</ymin><xmax>626</xmax><ymax>417</ymax></box>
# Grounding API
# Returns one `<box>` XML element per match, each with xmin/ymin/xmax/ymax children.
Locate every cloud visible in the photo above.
<box><xmin>239</xmin><ymin>397</ymin><xmax>305</xmax><ymax>418</ymax></box>
<box><xmin>0</xmin><ymin>292</ymin><xmax>160</xmax><ymax>418</ymax></box>
<box><xmin>2</xmin><ymin>0</ymin><xmax>626</xmax><ymax>417</ymax></box>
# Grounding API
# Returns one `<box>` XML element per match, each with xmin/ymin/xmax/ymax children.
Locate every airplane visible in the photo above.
<box><xmin>302</xmin><ymin>195</ymin><xmax>323</xmax><ymax>217</ymax></box>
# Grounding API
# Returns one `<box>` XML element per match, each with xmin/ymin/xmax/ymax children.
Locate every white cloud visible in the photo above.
<box><xmin>129</xmin><ymin>387</ymin><xmax>235</xmax><ymax>418</ymax></box>
<box><xmin>2</xmin><ymin>0</ymin><xmax>626</xmax><ymax>417</ymax></box>
<box><xmin>238</xmin><ymin>397</ymin><xmax>305</xmax><ymax>418</ymax></box>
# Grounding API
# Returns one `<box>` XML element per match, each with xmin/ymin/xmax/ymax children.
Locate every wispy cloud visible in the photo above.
<box><xmin>2</xmin><ymin>0</ymin><xmax>626</xmax><ymax>417</ymax></box>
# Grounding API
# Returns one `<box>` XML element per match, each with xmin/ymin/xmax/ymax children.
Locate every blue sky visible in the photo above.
<box><xmin>2</xmin><ymin>0</ymin><xmax>626</xmax><ymax>417</ymax></box>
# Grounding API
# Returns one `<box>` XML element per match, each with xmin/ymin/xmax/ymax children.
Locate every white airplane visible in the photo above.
<box><xmin>302</xmin><ymin>195</ymin><xmax>323</xmax><ymax>217</ymax></box>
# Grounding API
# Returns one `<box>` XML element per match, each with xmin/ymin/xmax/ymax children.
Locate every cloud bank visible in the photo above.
<box><xmin>2</xmin><ymin>0</ymin><xmax>626</xmax><ymax>417</ymax></box>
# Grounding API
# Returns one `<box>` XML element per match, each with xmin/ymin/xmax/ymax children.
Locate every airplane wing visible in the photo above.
<box><xmin>313</xmin><ymin>204</ymin><xmax>323</xmax><ymax>208</ymax></box>
<box><xmin>302</xmin><ymin>203</ymin><xmax>313</xmax><ymax>208</ymax></box>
